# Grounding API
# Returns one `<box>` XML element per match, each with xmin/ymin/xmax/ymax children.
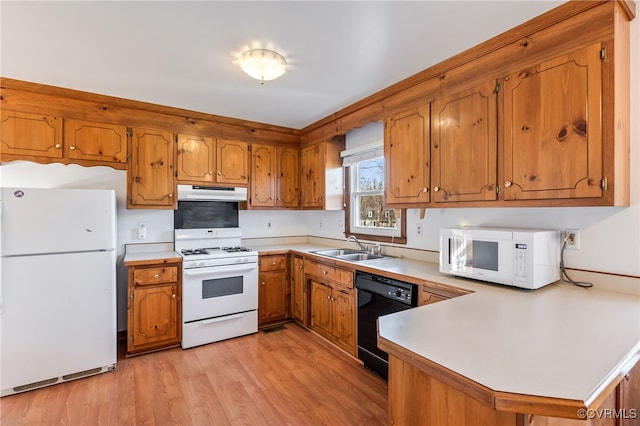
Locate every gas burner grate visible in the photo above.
<box><xmin>222</xmin><ymin>246</ymin><xmax>251</xmax><ymax>253</ymax></box>
<box><xmin>181</xmin><ymin>248</ymin><xmax>210</xmax><ymax>256</ymax></box>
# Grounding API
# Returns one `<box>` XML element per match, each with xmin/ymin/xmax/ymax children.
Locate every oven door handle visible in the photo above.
<box><xmin>184</xmin><ymin>264</ymin><xmax>257</xmax><ymax>276</ymax></box>
<box><xmin>201</xmin><ymin>313</ymin><xmax>245</xmax><ymax>325</ymax></box>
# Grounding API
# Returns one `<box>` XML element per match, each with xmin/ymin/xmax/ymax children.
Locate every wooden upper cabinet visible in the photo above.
<box><xmin>0</xmin><ymin>110</ymin><xmax>62</xmax><ymax>159</ymax></box>
<box><xmin>176</xmin><ymin>134</ymin><xmax>215</xmax><ymax>183</ymax></box>
<box><xmin>216</xmin><ymin>139</ymin><xmax>249</xmax><ymax>185</ymax></box>
<box><xmin>250</xmin><ymin>143</ymin><xmax>299</xmax><ymax>209</ymax></box>
<box><xmin>251</xmin><ymin>143</ymin><xmax>277</xmax><ymax>207</ymax></box>
<box><xmin>385</xmin><ymin>105</ymin><xmax>430</xmax><ymax>205</ymax></box>
<box><xmin>128</xmin><ymin>127</ymin><xmax>176</xmax><ymax>209</ymax></box>
<box><xmin>300</xmin><ymin>138</ymin><xmax>344</xmax><ymax>210</ymax></box>
<box><xmin>502</xmin><ymin>43</ymin><xmax>603</xmax><ymax>202</ymax></box>
<box><xmin>64</xmin><ymin>119</ymin><xmax>127</xmax><ymax>164</ymax></box>
<box><xmin>277</xmin><ymin>146</ymin><xmax>300</xmax><ymax>208</ymax></box>
<box><xmin>431</xmin><ymin>81</ymin><xmax>498</xmax><ymax>203</ymax></box>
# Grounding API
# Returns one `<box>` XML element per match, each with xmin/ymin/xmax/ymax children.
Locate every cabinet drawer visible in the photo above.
<box><xmin>134</xmin><ymin>266</ymin><xmax>178</xmax><ymax>285</ymax></box>
<box><xmin>260</xmin><ymin>255</ymin><xmax>287</xmax><ymax>272</ymax></box>
<box><xmin>304</xmin><ymin>260</ymin><xmax>353</xmax><ymax>289</ymax></box>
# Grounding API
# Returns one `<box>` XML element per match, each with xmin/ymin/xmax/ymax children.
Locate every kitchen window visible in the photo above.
<box><xmin>344</xmin><ymin>155</ymin><xmax>406</xmax><ymax>244</ymax></box>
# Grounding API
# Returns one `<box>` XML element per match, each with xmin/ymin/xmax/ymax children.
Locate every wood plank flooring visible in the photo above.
<box><xmin>1</xmin><ymin>323</ymin><xmax>388</xmax><ymax>425</ymax></box>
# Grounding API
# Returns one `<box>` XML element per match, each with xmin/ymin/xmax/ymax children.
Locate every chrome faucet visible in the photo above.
<box><xmin>347</xmin><ymin>235</ymin><xmax>367</xmax><ymax>252</ymax></box>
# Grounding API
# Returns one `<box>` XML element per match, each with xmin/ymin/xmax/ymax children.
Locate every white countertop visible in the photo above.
<box><xmin>252</xmin><ymin>241</ymin><xmax>640</xmax><ymax>403</ymax></box>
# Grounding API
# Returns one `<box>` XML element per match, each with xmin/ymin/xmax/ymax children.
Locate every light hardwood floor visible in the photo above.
<box><xmin>1</xmin><ymin>323</ymin><xmax>388</xmax><ymax>425</ymax></box>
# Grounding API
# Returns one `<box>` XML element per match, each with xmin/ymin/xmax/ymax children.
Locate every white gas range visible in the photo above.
<box><xmin>175</xmin><ymin>228</ymin><xmax>259</xmax><ymax>349</ymax></box>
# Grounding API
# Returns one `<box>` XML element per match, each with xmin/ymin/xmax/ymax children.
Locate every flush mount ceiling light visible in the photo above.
<box><xmin>239</xmin><ymin>48</ymin><xmax>287</xmax><ymax>84</ymax></box>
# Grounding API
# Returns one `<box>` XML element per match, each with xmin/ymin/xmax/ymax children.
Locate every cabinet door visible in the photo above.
<box><xmin>385</xmin><ymin>105</ymin><xmax>430</xmax><ymax>204</ymax></box>
<box><xmin>176</xmin><ymin>134</ymin><xmax>215</xmax><ymax>183</ymax></box>
<box><xmin>130</xmin><ymin>283</ymin><xmax>179</xmax><ymax>351</ymax></box>
<box><xmin>332</xmin><ymin>288</ymin><xmax>356</xmax><ymax>353</ymax></box>
<box><xmin>300</xmin><ymin>143</ymin><xmax>324</xmax><ymax>208</ymax></box>
<box><xmin>291</xmin><ymin>256</ymin><xmax>306</xmax><ymax>325</ymax></box>
<box><xmin>258</xmin><ymin>270</ymin><xmax>287</xmax><ymax>324</ymax></box>
<box><xmin>431</xmin><ymin>81</ymin><xmax>498</xmax><ymax>202</ymax></box>
<box><xmin>216</xmin><ymin>139</ymin><xmax>249</xmax><ymax>185</ymax></box>
<box><xmin>502</xmin><ymin>43</ymin><xmax>603</xmax><ymax>201</ymax></box>
<box><xmin>128</xmin><ymin>127</ymin><xmax>176</xmax><ymax>208</ymax></box>
<box><xmin>64</xmin><ymin>119</ymin><xmax>127</xmax><ymax>164</ymax></box>
<box><xmin>620</xmin><ymin>359</ymin><xmax>640</xmax><ymax>426</ymax></box>
<box><xmin>310</xmin><ymin>280</ymin><xmax>332</xmax><ymax>335</ymax></box>
<box><xmin>277</xmin><ymin>146</ymin><xmax>300</xmax><ymax>208</ymax></box>
<box><xmin>418</xmin><ymin>289</ymin><xmax>447</xmax><ymax>306</ymax></box>
<box><xmin>0</xmin><ymin>110</ymin><xmax>62</xmax><ymax>158</ymax></box>
<box><xmin>251</xmin><ymin>143</ymin><xmax>277</xmax><ymax>207</ymax></box>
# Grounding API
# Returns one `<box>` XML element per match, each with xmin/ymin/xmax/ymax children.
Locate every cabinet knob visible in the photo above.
<box><xmin>154</xmin><ymin>274</ymin><xmax>160</xmax><ymax>278</ymax></box>
<box><xmin>504</xmin><ymin>181</ymin><xmax>512</xmax><ymax>188</ymax></box>
<box><xmin>55</xmin><ymin>144</ymin><xmax>62</xmax><ymax>149</ymax></box>
<box><xmin>69</xmin><ymin>145</ymin><xmax>76</xmax><ymax>150</ymax></box>
<box><xmin>299</xmin><ymin>265</ymin><xmax>303</xmax><ymax>269</ymax></box>
<box><xmin>168</xmin><ymin>193</ymin><xmax>173</xmax><ymax>198</ymax></box>
<box><xmin>625</xmin><ymin>373</ymin><xmax>630</xmax><ymax>380</ymax></box>
<box><xmin>272</xmin><ymin>261</ymin><xmax>276</xmax><ymax>265</ymax></box>
<box><xmin>217</xmin><ymin>171</ymin><xmax>222</xmax><ymax>176</ymax></box>
<box><xmin>433</xmin><ymin>186</ymin><xmax>440</xmax><ymax>192</ymax></box>
<box><xmin>269</xmin><ymin>197</ymin><xmax>273</xmax><ymax>200</ymax></box>
<box><xmin>208</xmin><ymin>171</ymin><xmax>213</xmax><ymax>175</ymax></box>
<box><xmin>423</xmin><ymin>187</ymin><xmax>428</xmax><ymax>193</ymax></box>
<box><xmin>171</xmin><ymin>293</ymin><xmax>176</xmax><ymax>299</ymax></box>
<box><xmin>323</xmin><ymin>270</ymin><xmax>328</xmax><ymax>274</ymax></box>
<box><xmin>327</xmin><ymin>296</ymin><xmax>331</xmax><ymax>300</ymax></box>
<box><xmin>261</xmin><ymin>281</ymin><xmax>266</xmax><ymax>285</ymax></box>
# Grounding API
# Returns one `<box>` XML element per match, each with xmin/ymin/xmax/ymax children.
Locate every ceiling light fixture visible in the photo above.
<box><xmin>239</xmin><ymin>48</ymin><xmax>287</xmax><ymax>84</ymax></box>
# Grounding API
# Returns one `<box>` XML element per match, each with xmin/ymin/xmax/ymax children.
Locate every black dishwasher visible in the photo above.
<box><xmin>355</xmin><ymin>271</ymin><xmax>416</xmax><ymax>379</ymax></box>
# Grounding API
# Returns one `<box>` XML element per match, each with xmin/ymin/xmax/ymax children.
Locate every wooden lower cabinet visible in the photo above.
<box><xmin>258</xmin><ymin>254</ymin><xmax>289</xmax><ymax>326</ymax></box>
<box><xmin>125</xmin><ymin>259</ymin><xmax>182</xmax><ymax>356</ymax></box>
<box><xmin>310</xmin><ymin>280</ymin><xmax>356</xmax><ymax>354</ymax></box>
<box><xmin>290</xmin><ymin>255</ymin><xmax>307</xmax><ymax>325</ymax></box>
<box><xmin>387</xmin><ymin>354</ymin><xmax>640</xmax><ymax>426</ymax></box>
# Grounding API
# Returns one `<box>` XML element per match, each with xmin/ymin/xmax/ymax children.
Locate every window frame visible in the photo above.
<box><xmin>344</xmin><ymin>161</ymin><xmax>406</xmax><ymax>245</ymax></box>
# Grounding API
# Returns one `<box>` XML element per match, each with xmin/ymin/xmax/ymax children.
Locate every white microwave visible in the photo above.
<box><xmin>439</xmin><ymin>227</ymin><xmax>561</xmax><ymax>289</ymax></box>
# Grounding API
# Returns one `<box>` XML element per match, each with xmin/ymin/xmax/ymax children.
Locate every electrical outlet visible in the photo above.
<box><xmin>416</xmin><ymin>224</ymin><xmax>423</xmax><ymax>237</ymax></box>
<box><xmin>564</xmin><ymin>228</ymin><xmax>580</xmax><ymax>250</ymax></box>
<box><xmin>137</xmin><ymin>222</ymin><xmax>147</xmax><ymax>240</ymax></box>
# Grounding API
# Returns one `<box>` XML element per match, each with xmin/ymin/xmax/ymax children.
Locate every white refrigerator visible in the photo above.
<box><xmin>0</xmin><ymin>187</ymin><xmax>117</xmax><ymax>396</ymax></box>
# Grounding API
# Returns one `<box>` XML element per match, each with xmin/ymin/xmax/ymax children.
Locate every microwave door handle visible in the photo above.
<box><xmin>184</xmin><ymin>264</ymin><xmax>257</xmax><ymax>276</ymax></box>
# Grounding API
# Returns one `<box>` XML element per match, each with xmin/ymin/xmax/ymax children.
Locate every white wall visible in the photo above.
<box><xmin>313</xmin><ymin>17</ymin><xmax>640</xmax><ymax>277</ymax></box>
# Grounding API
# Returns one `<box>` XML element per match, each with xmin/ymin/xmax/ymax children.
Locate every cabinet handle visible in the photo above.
<box><xmin>154</xmin><ymin>274</ymin><xmax>160</xmax><ymax>278</ymax></box>
<box><xmin>433</xmin><ymin>186</ymin><xmax>440</xmax><ymax>192</ymax></box>
<box><xmin>504</xmin><ymin>181</ymin><xmax>512</xmax><ymax>188</ymax></box>
<box><xmin>55</xmin><ymin>144</ymin><xmax>62</xmax><ymax>149</ymax></box>
<box><xmin>69</xmin><ymin>145</ymin><xmax>76</xmax><ymax>150</ymax></box>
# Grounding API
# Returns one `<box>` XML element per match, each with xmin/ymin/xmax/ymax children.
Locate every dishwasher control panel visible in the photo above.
<box><xmin>387</xmin><ymin>286</ymin><xmax>413</xmax><ymax>303</ymax></box>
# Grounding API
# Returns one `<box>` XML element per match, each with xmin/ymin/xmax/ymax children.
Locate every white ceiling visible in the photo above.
<box><xmin>1</xmin><ymin>1</ymin><xmax>563</xmax><ymax>129</ymax></box>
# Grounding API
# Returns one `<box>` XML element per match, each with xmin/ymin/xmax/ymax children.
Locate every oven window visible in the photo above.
<box><xmin>174</xmin><ymin>201</ymin><xmax>239</xmax><ymax>229</ymax></box>
<box><xmin>202</xmin><ymin>276</ymin><xmax>244</xmax><ymax>299</ymax></box>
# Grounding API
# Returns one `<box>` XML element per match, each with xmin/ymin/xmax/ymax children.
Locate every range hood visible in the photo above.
<box><xmin>177</xmin><ymin>185</ymin><xmax>248</xmax><ymax>202</ymax></box>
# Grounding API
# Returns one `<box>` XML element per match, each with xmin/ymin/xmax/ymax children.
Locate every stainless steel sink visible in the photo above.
<box><xmin>336</xmin><ymin>252</ymin><xmax>384</xmax><ymax>261</ymax></box>
<box><xmin>311</xmin><ymin>248</ymin><xmax>361</xmax><ymax>257</ymax></box>
<box><xmin>311</xmin><ymin>248</ymin><xmax>386</xmax><ymax>262</ymax></box>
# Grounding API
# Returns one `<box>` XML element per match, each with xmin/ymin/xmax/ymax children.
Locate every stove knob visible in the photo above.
<box><xmin>395</xmin><ymin>289</ymin><xmax>403</xmax><ymax>298</ymax></box>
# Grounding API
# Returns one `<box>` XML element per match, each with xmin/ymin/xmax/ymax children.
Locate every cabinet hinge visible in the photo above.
<box><xmin>496</xmin><ymin>185</ymin><xmax>500</xmax><ymax>194</ymax></box>
<box><xmin>494</xmin><ymin>81</ymin><xmax>500</xmax><ymax>94</ymax></box>
<box><xmin>601</xmin><ymin>177</ymin><xmax>608</xmax><ymax>190</ymax></box>
<box><xmin>600</xmin><ymin>48</ymin><xmax>607</xmax><ymax>61</ymax></box>
<box><xmin>126</xmin><ymin>153</ymin><xmax>130</xmax><ymax>161</ymax></box>
<box><xmin>175</xmin><ymin>134</ymin><xmax>178</xmax><ymax>143</ymax></box>
<box><xmin>130</xmin><ymin>293</ymin><xmax>134</xmax><ymax>301</ymax></box>
<box><xmin>130</xmin><ymin>335</ymin><xmax>134</xmax><ymax>342</ymax></box>
<box><xmin>248</xmin><ymin>144</ymin><xmax>252</xmax><ymax>152</ymax></box>
<box><xmin>126</xmin><ymin>129</ymin><xmax>133</xmax><ymax>137</ymax></box>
